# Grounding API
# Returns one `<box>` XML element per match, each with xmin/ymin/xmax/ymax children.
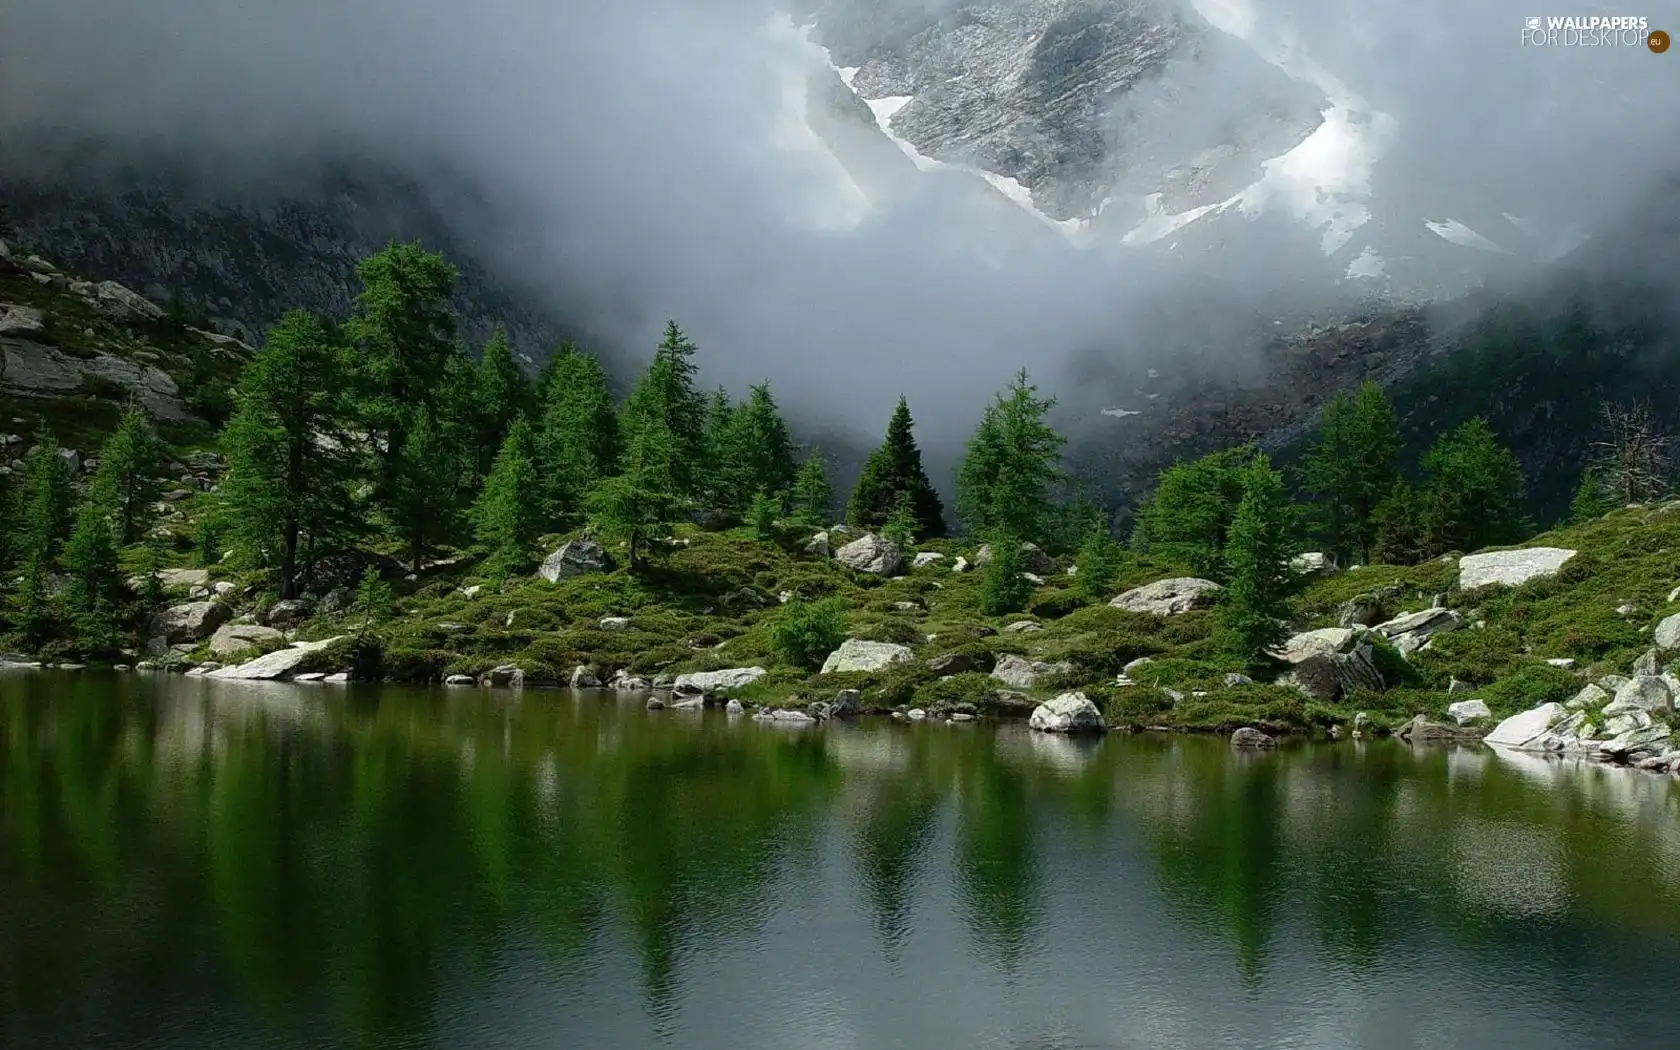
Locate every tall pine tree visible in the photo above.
<box><xmin>586</xmin><ymin>418</ymin><xmax>680</xmax><ymax>570</ymax></box>
<box><xmin>955</xmin><ymin>369</ymin><xmax>1065</xmax><ymax>544</ymax></box>
<box><xmin>1301</xmin><ymin>380</ymin><xmax>1401</xmax><ymax>563</ymax></box>
<box><xmin>789</xmin><ymin>448</ymin><xmax>834</xmax><ymax>528</ymax></box>
<box><xmin>11</xmin><ymin>432</ymin><xmax>74</xmax><ymax>645</ymax></box>
<box><xmin>620</xmin><ymin>321</ymin><xmax>707</xmax><ymax>498</ymax></box>
<box><xmin>88</xmin><ymin>408</ymin><xmax>164</xmax><ymax>545</ymax></box>
<box><xmin>472</xmin><ymin>327</ymin><xmax>531</xmax><ymax>478</ymax></box>
<box><xmin>473</xmin><ymin>415</ymin><xmax>543</xmax><ymax>578</ymax></box>
<box><xmin>846</xmin><ymin>396</ymin><xmax>945</xmax><ymax>536</ymax></box>
<box><xmin>60</xmin><ymin>494</ymin><xmax>121</xmax><ymax>655</ymax></box>
<box><xmin>536</xmin><ymin>342</ymin><xmax>619</xmax><ymax>520</ymax></box>
<box><xmin>1416</xmin><ymin>417</ymin><xmax>1528</xmax><ymax>556</ymax></box>
<box><xmin>1130</xmin><ymin>445</ymin><xmax>1254</xmax><ymax>579</ymax></box>
<box><xmin>1218</xmin><ymin>454</ymin><xmax>1299</xmax><ymax>664</ymax></box>
<box><xmin>218</xmin><ymin>310</ymin><xmax>360</xmax><ymax>598</ymax></box>
<box><xmin>711</xmin><ymin>382</ymin><xmax>797</xmax><ymax>517</ymax></box>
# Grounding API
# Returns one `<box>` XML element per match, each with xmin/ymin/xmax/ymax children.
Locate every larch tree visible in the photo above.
<box><xmin>536</xmin><ymin>342</ymin><xmax>619</xmax><ymax>520</ymax></box>
<box><xmin>473</xmin><ymin>415</ymin><xmax>544</xmax><ymax>578</ymax></box>
<box><xmin>955</xmin><ymin>369</ymin><xmax>1065</xmax><ymax>545</ymax></box>
<box><xmin>1300</xmin><ymin>380</ymin><xmax>1401</xmax><ymax>563</ymax></box>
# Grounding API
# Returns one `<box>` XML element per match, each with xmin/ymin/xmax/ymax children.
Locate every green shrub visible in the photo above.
<box><xmin>1096</xmin><ymin>686</ymin><xmax>1176</xmax><ymax>725</ymax></box>
<box><xmin>768</xmin><ymin>597</ymin><xmax>849</xmax><ymax>669</ymax></box>
<box><xmin>979</xmin><ymin>540</ymin><xmax>1033</xmax><ymax>615</ymax></box>
<box><xmin>1479</xmin><ymin>664</ymin><xmax>1582</xmax><ymax>715</ymax></box>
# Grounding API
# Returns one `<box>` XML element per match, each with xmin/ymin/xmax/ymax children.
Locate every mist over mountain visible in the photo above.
<box><xmin>2</xmin><ymin>0</ymin><xmax>1677</xmax><ymax>502</ymax></box>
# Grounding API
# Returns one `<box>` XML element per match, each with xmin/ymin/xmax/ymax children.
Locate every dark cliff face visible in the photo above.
<box><xmin>0</xmin><ymin>140</ymin><xmax>568</xmax><ymax>362</ymax></box>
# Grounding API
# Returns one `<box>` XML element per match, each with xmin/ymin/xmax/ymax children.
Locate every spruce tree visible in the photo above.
<box><xmin>722</xmin><ymin>383</ymin><xmax>797</xmax><ymax>514</ymax></box>
<box><xmin>536</xmin><ymin>342</ymin><xmax>619</xmax><ymax>519</ymax></box>
<box><xmin>586</xmin><ymin>419</ymin><xmax>680</xmax><ymax>570</ymax></box>
<box><xmin>389</xmin><ymin>405</ymin><xmax>473</xmax><ymax>572</ymax></box>
<box><xmin>846</xmin><ymin>396</ymin><xmax>945</xmax><ymax>536</ymax></box>
<box><xmin>620</xmin><ymin>321</ymin><xmax>707</xmax><ymax>497</ymax></box>
<box><xmin>474</xmin><ymin>416</ymin><xmax>543</xmax><ymax>578</ymax></box>
<box><xmin>472</xmin><ymin>327</ymin><xmax>531</xmax><ymax>477</ymax></box>
<box><xmin>978</xmin><ymin>532</ymin><xmax>1032</xmax><ymax>615</ymax></box>
<box><xmin>1130</xmin><ymin>445</ymin><xmax>1253</xmax><ymax>579</ymax></box>
<box><xmin>343</xmin><ymin>241</ymin><xmax>459</xmax><ymax>491</ymax></box>
<box><xmin>218</xmin><ymin>310</ymin><xmax>359</xmax><ymax>598</ymax></box>
<box><xmin>1075</xmin><ymin>515</ymin><xmax>1124</xmax><ymax>602</ymax></box>
<box><xmin>1416</xmin><ymin>417</ymin><xmax>1528</xmax><ymax>556</ymax></box>
<box><xmin>60</xmin><ymin>495</ymin><xmax>121</xmax><ymax>655</ymax></box>
<box><xmin>748</xmin><ymin>489</ymin><xmax>780</xmax><ymax>541</ymax></box>
<box><xmin>1218</xmin><ymin>454</ymin><xmax>1299</xmax><ymax>665</ymax></box>
<box><xmin>955</xmin><ymin>369</ymin><xmax>1065</xmax><ymax>544</ymax></box>
<box><xmin>352</xmin><ymin>566</ymin><xmax>395</xmax><ymax>637</ymax></box>
<box><xmin>1568</xmin><ymin>467</ymin><xmax>1616</xmax><ymax>524</ymax></box>
<box><xmin>1301</xmin><ymin>380</ymin><xmax>1401</xmax><ymax>564</ymax></box>
<box><xmin>881</xmin><ymin>490</ymin><xmax>918</xmax><ymax>550</ymax></box>
<box><xmin>1369</xmin><ymin>479</ymin><xmax>1424</xmax><ymax>565</ymax></box>
<box><xmin>88</xmin><ymin>408</ymin><xmax>164</xmax><ymax>545</ymax></box>
<box><xmin>789</xmin><ymin>449</ymin><xmax>834</xmax><ymax>528</ymax></box>
<box><xmin>12</xmin><ymin>433</ymin><xmax>74</xmax><ymax>646</ymax></box>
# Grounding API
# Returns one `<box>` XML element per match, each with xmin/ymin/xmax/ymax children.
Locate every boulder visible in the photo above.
<box><xmin>1337</xmin><ymin>595</ymin><xmax>1388</xmax><ymax>628</ymax></box>
<box><xmin>1484</xmin><ymin>702</ymin><xmax>1566</xmax><ymax>749</ymax></box>
<box><xmin>56</xmin><ymin>447</ymin><xmax>80</xmax><ymax>475</ymax></box>
<box><xmin>599</xmin><ymin>616</ymin><xmax>631</xmax><ymax>631</ymax></box>
<box><xmin>208</xmin><ymin>623</ymin><xmax>285</xmax><ymax>659</ymax></box>
<box><xmin>828</xmin><ymin>689</ymin><xmax>863</xmax><ymax>717</ymax></box>
<box><xmin>821</xmin><ymin>639</ymin><xmax>912</xmax><ymax>674</ymax></box>
<box><xmin>1275</xmin><ymin>627</ymin><xmax>1357</xmax><ymax>664</ymax></box>
<box><xmin>208</xmin><ymin>637</ymin><xmax>342</xmax><ymax>681</ymax></box>
<box><xmin>1289</xmin><ymin>552</ymin><xmax>1335</xmax><ymax>574</ymax></box>
<box><xmin>673</xmin><ymin>666</ymin><xmax>768</xmax><ymax>693</ymax></box>
<box><xmin>645</xmin><ymin>696</ymin><xmax>666</xmax><ymax>710</ymax></box>
<box><xmin>975</xmin><ymin>542</ymin><xmax>1056</xmax><ymax>575</ymax></box>
<box><xmin>951</xmin><ymin>557</ymin><xmax>969</xmax><ymax>573</ymax></box>
<box><xmin>482</xmin><ymin>665</ymin><xmax>525</xmax><ymax>688</ymax></box>
<box><xmin>1567</xmin><ymin>683</ymin><xmax>1610</xmax><ymax>709</ymax></box>
<box><xmin>907</xmin><ymin>708</ymin><xmax>928</xmax><ymax>721</ymax></box>
<box><xmin>263</xmin><ymin>599</ymin><xmax>311</xmax><ymax>628</ymax></box>
<box><xmin>1223</xmin><ymin>673</ymin><xmax>1254</xmax><ymax>687</ymax></box>
<box><xmin>537</xmin><ymin>539</ymin><xmax>607</xmax><ymax>582</ymax></box>
<box><xmin>444</xmin><ymin>674</ymin><xmax>476</xmax><ymax>686</ymax></box>
<box><xmin>1457</xmin><ymin>547</ymin><xmax>1577</xmax><ymax>590</ymax></box>
<box><xmin>1612</xmin><ymin>675</ymin><xmax>1673</xmax><ymax>713</ymax></box>
<box><xmin>1028</xmin><ymin>692</ymin><xmax>1105</xmax><ymax>733</ymax></box>
<box><xmin>1230</xmin><ymin>727</ymin><xmax>1276</xmax><ymax>749</ymax></box>
<box><xmin>92</xmin><ymin>280</ymin><xmax>164</xmax><ymax>321</ymax></box>
<box><xmin>912</xmin><ymin>552</ymin><xmax>946</xmax><ymax>569</ymax></box>
<box><xmin>1002</xmin><ymin>620</ymin><xmax>1042</xmax><ymax>634</ymax></box>
<box><xmin>927</xmin><ymin>651</ymin><xmax>982</xmax><ymax>675</ymax></box>
<box><xmin>1374</xmin><ymin>607</ymin><xmax>1461</xmax><ymax>654</ymax></box>
<box><xmin>147</xmin><ymin>601</ymin><xmax>232</xmax><ymax>645</ymax></box>
<box><xmin>1655</xmin><ymin>611</ymin><xmax>1680</xmax><ymax>650</ymax></box>
<box><xmin>726</xmin><ymin>699</ymin><xmax>744</xmax><ymax>714</ymax></box>
<box><xmin>835</xmin><ymin>534</ymin><xmax>903</xmax><ymax>576</ymax></box>
<box><xmin>0</xmin><ymin>304</ymin><xmax>45</xmax><ymax>337</ymax></box>
<box><xmin>324</xmin><ymin>673</ymin><xmax>351</xmax><ymax>683</ymax></box>
<box><xmin>669</xmin><ymin>697</ymin><xmax>705</xmax><ymax>711</ymax></box>
<box><xmin>1447</xmin><ymin>699</ymin><xmax>1493</xmax><ymax>725</ymax></box>
<box><xmin>766</xmin><ymin>709</ymin><xmax>816</xmax><ymax>725</ymax></box>
<box><xmin>990</xmin><ymin>653</ymin><xmax>1039</xmax><ymax>689</ymax></box>
<box><xmin>1109</xmin><ymin>578</ymin><xmax>1221</xmax><ymax>616</ymax></box>
<box><xmin>804</xmin><ymin>532</ymin><xmax>831</xmax><ymax>557</ymax></box>
<box><xmin>1398</xmin><ymin>715</ymin><xmax>1483</xmax><ymax>742</ymax></box>
<box><xmin>570</xmin><ymin>665</ymin><xmax>601</xmax><ymax>688</ymax></box>
<box><xmin>1285</xmin><ymin>643</ymin><xmax>1384</xmax><ymax>702</ymax></box>
<box><xmin>1633</xmin><ymin>648</ymin><xmax>1662</xmax><ymax>676</ymax></box>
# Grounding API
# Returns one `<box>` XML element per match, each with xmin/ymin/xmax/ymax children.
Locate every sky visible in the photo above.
<box><xmin>1</xmin><ymin>0</ymin><xmax>1677</xmax><ymax>456</ymax></box>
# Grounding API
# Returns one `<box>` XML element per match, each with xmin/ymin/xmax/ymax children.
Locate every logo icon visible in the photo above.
<box><xmin>1526</xmin><ymin>16</ymin><xmax>1542</xmax><ymax>29</ymax></box>
<box><xmin>1650</xmin><ymin>28</ymin><xmax>1671</xmax><ymax>51</ymax></box>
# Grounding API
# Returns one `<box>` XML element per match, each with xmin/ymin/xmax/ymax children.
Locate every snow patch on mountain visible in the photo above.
<box><xmin>1425</xmin><ymin>219</ymin><xmax>1514</xmax><ymax>255</ymax></box>
<box><xmin>1344</xmin><ymin>245</ymin><xmax>1385</xmax><ymax>279</ymax></box>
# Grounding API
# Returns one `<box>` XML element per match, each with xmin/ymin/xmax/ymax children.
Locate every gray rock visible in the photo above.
<box><xmin>1448</xmin><ymin>678</ymin><xmax>1473</xmax><ymax>693</ymax></box>
<box><xmin>1633</xmin><ymin>648</ymin><xmax>1661</xmax><ymax>676</ymax></box>
<box><xmin>208</xmin><ymin>623</ymin><xmax>285</xmax><ymax>659</ymax></box>
<box><xmin>570</xmin><ymin>665</ymin><xmax>601</xmax><ymax>688</ymax></box>
<box><xmin>1122</xmin><ymin>656</ymin><xmax>1155</xmax><ymax>675</ymax></box>
<box><xmin>1289</xmin><ymin>552</ymin><xmax>1335</xmax><ymax>574</ymax></box>
<box><xmin>767</xmin><ymin>708</ymin><xmax>817</xmax><ymax>725</ymax></box>
<box><xmin>1457</xmin><ymin>547</ymin><xmax>1577</xmax><ymax>589</ymax></box>
<box><xmin>1223</xmin><ymin>673</ymin><xmax>1254</xmax><ymax>687</ymax></box>
<box><xmin>1612</xmin><ymin>675</ymin><xmax>1672</xmax><ymax>712</ymax></box>
<box><xmin>673</xmin><ymin>666</ymin><xmax>768</xmax><ymax>693</ymax></box>
<box><xmin>1028</xmin><ymin>692</ymin><xmax>1105</xmax><ymax>733</ymax></box>
<box><xmin>669</xmin><ymin>697</ymin><xmax>705</xmax><ymax>711</ymax></box>
<box><xmin>1374</xmin><ymin>608</ymin><xmax>1462</xmax><ymax>654</ymax></box>
<box><xmin>1285</xmin><ymin>643</ymin><xmax>1384</xmax><ymax>702</ymax></box>
<box><xmin>835</xmin><ymin>533</ymin><xmax>904</xmax><ymax>575</ymax></box>
<box><xmin>1447</xmin><ymin>699</ymin><xmax>1493</xmax><ymax>725</ymax></box>
<box><xmin>907</xmin><ymin>708</ymin><xmax>928</xmax><ymax>721</ymax></box>
<box><xmin>1109</xmin><ymin>577</ymin><xmax>1222</xmax><ymax>615</ymax></box>
<box><xmin>1484</xmin><ymin>702</ymin><xmax>1566</xmax><ymax>749</ymax></box>
<box><xmin>928</xmin><ymin>651</ymin><xmax>980</xmax><ymax>675</ymax></box>
<box><xmin>912</xmin><ymin>551</ymin><xmax>946</xmax><ymax>568</ymax></box>
<box><xmin>147</xmin><ymin>601</ymin><xmax>232</xmax><ymax>645</ymax></box>
<box><xmin>56</xmin><ymin>447</ymin><xmax>80</xmax><ymax>475</ymax></box>
<box><xmin>263</xmin><ymin>598</ymin><xmax>311</xmax><ymax>628</ymax></box>
<box><xmin>617</xmin><ymin>676</ymin><xmax>651</xmax><ymax>691</ymax></box>
<box><xmin>975</xmin><ymin>542</ymin><xmax>1056</xmax><ymax>575</ymax></box>
<box><xmin>0</xmin><ymin>304</ymin><xmax>45</xmax><ymax>337</ymax></box>
<box><xmin>1655</xmin><ymin>611</ymin><xmax>1680</xmax><ymax>649</ymax></box>
<box><xmin>209</xmin><ymin>637</ymin><xmax>343</xmax><ymax>681</ymax></box>
<box><xmin>92</xmin><ymin>280</ymin><xmax>164</xmax><ymax>321</ymax></box>
<box><xmin>828</xmin><ymin>689</ymin><xmax>863</xmax><ymax>717</ymax></box>
<box><xmin>537</xmin><ymin>539</ymin><xmax>607</xmax><ymax>582</ymax></box>
<box><xmin>990</xmin><ymin>653</ymin><xmax>1039</xmax><ymax>690</ymax></box>
<box><xmin>324</xmin><ymin>673</ymin><xmax>351</xmax><ymax>683</ymax></box>
<box><xmin>1399</xmin><ymin>715</ymin><xmax>1483</xmax><ymax>742</ymax></box>
<box><xmin>1567</xmin><ymin>683</ymin><xmax>1610</xmax><ymax>709</ymax></box>
<box><xmin>482</xmin><ymin>664</ymin><xmax>524</xmax><ymax>688</ymax></box>
<box><xmin>444</xmin><ymin>674</ymin><xmax>476</xmax><ymax>686</ymax></box>
<box><xmin>821</xmin><ymin>639</ymin><xmax>912</xmax><ymax>674</ymax></box>
<box><xmin>804</xmin><ymin>531</ymin><xmax>831</xmax><ymax>557</ymax></box>
<box><xmin>726</xmin><ymin>699</ymin><xmax>744</xmax><ymax>714</ymax></box>
<box><xmin>599</xmin><ymin>616</ymin><xmax>631</xmax><ymax>631</ymax></box>
<box><xmin>1230</xmin><ymin>727</ymin><xmax>1277</xmax><ymax>749</ymax></box>
<box><xmin>1275</xmin><ymin>627</ymin><xmax>1357</xmax><ymax>664</ymax></box>
<box><xmin>645</xmin><ymin>696</ymin><xmax>666</xmax><ymax>710</ymax></box>
<box><xmin>293</xmin><ymin>672</ymin><xmax>327</xmax><ymax>683</ymax></box>
<box><xmin>1002</xmin><ymin>620</ymin><xmax>1042</xmax><ymax>634</ymax></box>
<box><xmin>951</xmin><ymin>556</ymin><xmax>969</xmax><ymax>573</ymax></box>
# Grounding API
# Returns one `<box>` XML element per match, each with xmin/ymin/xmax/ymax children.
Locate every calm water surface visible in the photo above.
<box><xmin>4</xmin><ymin>671</ymin><xmax>1680</xmax><ymax>1049</ymax></box>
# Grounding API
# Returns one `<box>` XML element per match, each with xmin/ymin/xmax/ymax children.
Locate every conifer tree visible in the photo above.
<box><xmin>88</xmin><ymin>408</ymin><xmax>164</xmax><ymax>545</ymax></box>
<box><xmin>1130</xmin><ymin>445</ymin><xmax>1253</xmax><ymax>579</ymax></box>
<box><xmin>978</xmin><ymin>532</ymin><xmax>1032</xmax><ymax>615</ymax></box>
<box><xmin>12</xmin><ymin>433</ymin><xmax>74</xmax><ymax>645</ymax></box>
<box><xmin>719</xmin><ymin>383</ymin><xmax>797</xmax><ymax>514</ymax></box>
<box><xmin>218</xmin><ymin>310</ymin><xmax>359</xmax><ymax>598</ymax></box>
<box><xmin>1416</xmin><ymin>417</ymin><xmax>1528</xmax><ymax>556</ymax></box>
<box><xmin>846</xmin><ymin>396</ymin><xmax>945</xmax><ymax>536</ymax></box>
<box><xmin>472</xmin><ymin>327</ymin><xmax>532</xmax><ymax>477</ymax></box>
<box><xmin>474</xmin><ymin>416</ymin><xmax>543</xmax><ymax>577</ymax></box>
<box><xmin>882</xmin><ymin>490</ymin><xmax>917</xmax><ymax>550</ymax></box>
<box><xmin>620</xmin><ymin>321</ymin><xmax>707</xmax><ymax>497</ymax></box>
<box><xmin>389</xmin><ymin>405</ymin><xmax>473</xmax><ymax>572</ymax></box>
<box><xmin>1301</xmin><ymin>380</ymin><xmax>1401</xmax><ymax>563</ymax></box>
<box><xmin>60</xmin><ymin>495</ymin><xmax>121</xmax><ymax>655</ymax></box>
<box><xmin>1218</xmin><ymin>454</ymin><xmax>1299</xmax><ymax>664</ymax></box>
<box><xmin>1369</xmin><ymin>478</ymin><xmax>1424</xmax><ymax>565</ymax></box>
<box><xmin>748</xmin><ymin>489</ymin><xmax>780</xmax><ymax>541</ymax></box>
<box><xmin>536</xmin><ymin>342</ymin><xmax>619</xmax><ymax>519</ymax></box>
<box><xmin>955</xmin><ymin>369</ymin><xmax>1065</xmax><ymax>544</ymax></box>
<box><xmin>1075</xmin><ymin>515</ymin><xmax>1124</xmax><ymax>602</ymax></box>
<box><xmin>789</xmin><ymin>449</ymin><xmax>835</xmax><ymax>528</ymax></box>
<box><xmin>586</xmin><ymin>418</ymin><xmax>680</xmax><ymax>570</ymax></box>
<box><xmin>343</xmin><ymin>241</ymin><xmax>459</xmax><ymax>489</ymax></box>
<box><xmin>1568</xmin><ymin>467</ymin><xmax>1616</xmax><ymax>524</ymax></box>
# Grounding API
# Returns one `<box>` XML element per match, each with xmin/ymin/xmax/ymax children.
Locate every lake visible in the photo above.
<box><xmin>3</xmin><ymin>671</ymin><xmax>1680</xmax><ymax>1049</ymax></box>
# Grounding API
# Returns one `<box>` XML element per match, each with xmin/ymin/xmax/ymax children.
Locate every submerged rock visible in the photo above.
<box><xmin>1028</xmin><ymin>692</ymin><xmax>1105</xmax><ymax>733</ymax></box>
<box><xmin>1230</xmin><ymin>727</ymin><xmax>1276</xmax><ymax>749</ymax></box>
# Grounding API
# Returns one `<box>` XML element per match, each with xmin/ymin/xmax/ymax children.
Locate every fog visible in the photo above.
<box><xmin>2</xmin><ymin>0</ymin><xmax>1678</xmax><ymax>455</ymax></box>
